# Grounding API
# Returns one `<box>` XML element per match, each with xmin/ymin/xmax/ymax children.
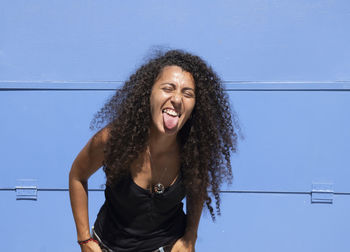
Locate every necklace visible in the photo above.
<box><xmin>148</xmin><ymin>147</ymin><xmax>167</xmax><ymax>194</ymax></box>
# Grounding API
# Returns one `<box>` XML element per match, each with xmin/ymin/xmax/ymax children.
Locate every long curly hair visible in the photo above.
<box><xmin>90</xmin><ymin>49</ymin><xmax>239</xmax><ymax>220</ymax></box>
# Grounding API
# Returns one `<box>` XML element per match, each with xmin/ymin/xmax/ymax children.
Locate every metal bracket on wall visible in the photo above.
<box><xmin>311</xmin><ymin>182</ymin><xmax>333</xmax><ymax>204</ymax></box>
<box><xmin>16</xmin><ymin>186</ymin><xmax>37</xmax><ymax>200</ymax></box>
<box><xmin>15</xmin><ymin>179</ymin><xmax>38</xmax><ymax>200</ymax></box>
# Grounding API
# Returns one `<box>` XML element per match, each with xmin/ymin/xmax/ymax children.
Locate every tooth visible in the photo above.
<box><xmin>162</xmin><ymin>109</ymin><xmax>180</xmax><ymax>116</ymax></box>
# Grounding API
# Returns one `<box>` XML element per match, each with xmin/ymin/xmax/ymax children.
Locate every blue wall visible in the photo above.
<box><xmin>1</xmin><ymin>1</ymin><xmax>349</xmax><ymax>251</ymax></box>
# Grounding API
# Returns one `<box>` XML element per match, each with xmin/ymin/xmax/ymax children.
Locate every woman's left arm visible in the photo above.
<box><xmin>171</xmin><ymin>194</ymin><xmax>204</xmax><ymax>252</ymax></box>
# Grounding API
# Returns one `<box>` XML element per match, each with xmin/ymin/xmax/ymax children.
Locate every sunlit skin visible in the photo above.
<box><xmin>147</xmin><ymin>66</ymin><xmax>197</xmax><ymax>252</ymax></box>
<box><xmin>131</xmin><ymin>65</ymin><xmax>196</xmax><ymax>192</ymax></box>
<box><xmin>132</xmin><ymin>65</ymin><xmax>196</xmax><ymax>192</ymax></box>
<box><xmin>149</xmin><ymin>65</ymin><xmax>196</xmax><ymax>149</ymax></box>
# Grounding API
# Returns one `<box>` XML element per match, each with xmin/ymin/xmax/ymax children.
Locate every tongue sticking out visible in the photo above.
<box><xmin>163</xmin><ymin>112</ymin><xmax>179</xmax><ymax>130</ymax></box>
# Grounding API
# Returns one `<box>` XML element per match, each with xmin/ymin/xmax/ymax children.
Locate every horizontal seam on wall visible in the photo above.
<box><xmin>1</xmin><ymin>88</ymin><xmax>350</xmax><ymax>92</ymax></box>
<box><xmin>1</xmin><ymin>81</ymin><xmax>350</xmax><ymax>91</ymax></box>
<box><xmin>1</xmin><ymin>188</ymin><xmax>350</xmax><ymax>195</ymax></box>
<box><xmin>1</xmin><ymin>80</ymin><xmax>350</xmax><ymax>84</ymax></box>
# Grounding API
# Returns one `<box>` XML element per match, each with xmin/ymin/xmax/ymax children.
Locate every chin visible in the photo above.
<box><xmin>164</xmin><ymin>129</ymin><xmax>178</xmax><ymax>135</ymax></box>
<box><xmin>160</xmin><ymin>125</ymin><xmax>176</xmax><ymax>134</ymax></box>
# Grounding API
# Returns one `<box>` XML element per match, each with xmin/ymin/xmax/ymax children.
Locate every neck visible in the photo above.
<box><xmin>148</xmin><ymin>125</ymin><xmax>179</xmax><ymax>156</ymax></box>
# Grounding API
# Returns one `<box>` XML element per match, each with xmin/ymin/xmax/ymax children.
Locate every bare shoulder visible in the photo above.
<box><xmin>91</xmin><ymin>124</ymin><xmax>112</xmax><ymax>147</ymax></box>
<box><xmin>70</xmin><ymin>125</ymin><xmax>112</xmax><ymax>180</ymax></box>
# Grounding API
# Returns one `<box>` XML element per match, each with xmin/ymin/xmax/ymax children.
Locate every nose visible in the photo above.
<box><xmin>170</xmin><ymin>93</ymin><xmax>182</xmax><ymax>109</ymax></box>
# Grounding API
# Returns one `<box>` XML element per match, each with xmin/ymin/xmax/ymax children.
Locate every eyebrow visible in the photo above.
<box><xmin>160</xmin><ymin>83</ymin><xmax>195</xmax><ymax>91</ymax></box>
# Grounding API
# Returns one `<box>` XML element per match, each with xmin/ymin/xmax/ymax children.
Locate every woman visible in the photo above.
<box><xmin>69</xmin><ymin>49</ymin><xmax>238</xmax><ymax>252</ymax></box>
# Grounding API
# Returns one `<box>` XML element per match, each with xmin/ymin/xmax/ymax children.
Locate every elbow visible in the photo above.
<box><xmin>69</xmin><ymin>163</ymin><xmax>88</xmax><ymax>186</ymax></box>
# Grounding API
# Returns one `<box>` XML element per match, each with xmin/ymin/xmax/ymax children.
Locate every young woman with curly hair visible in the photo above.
<box><xmin>69</xmin><ymin>49</ymin><xmax>238</xmax><ymax>252</ymax></box>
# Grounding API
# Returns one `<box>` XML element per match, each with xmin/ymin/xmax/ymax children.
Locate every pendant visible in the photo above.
<box><xmin>153</xmin><ymin>183</ymin><xmax>165</xmax><ymax>194</ymax></box>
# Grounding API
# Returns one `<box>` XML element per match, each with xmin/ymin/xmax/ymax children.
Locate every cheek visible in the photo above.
<box><xmin>188</xmin><ymin>100</ymin><xmax>196</xmax><ymax>113</ymax></box>
<box><xmin>184</xmin><ymin>101</ymin><xmax>195</xmax><ymax>119</ymax></box>
<box><xmin>149</xmin><ymin>94</ymin><xmax>162</xmax><ymax>119</ymax></box>
<box><xmin>149</xmin><ymin>93</ymin><xmax>157</xmax><ymax>114</ymax></box>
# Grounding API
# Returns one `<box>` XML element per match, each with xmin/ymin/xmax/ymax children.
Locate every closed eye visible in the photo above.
<box><xmin>162</xmin><ymin>87</ymin><xmax>173</xmax><ymax>92</ymax></box>
<box><xmin>184</xmin><ymin>92</ymin><xmax>195</xmax><ymax>98</ymax></box>
<box><xmin>161</xmin><ymin>83</ymin><xmax>175</xmax><ymax>91</ymax></box>
<box><xmin>160</xmin><ymin>83</ymin><xmax>195</xmax><ymax>97</ymax></box>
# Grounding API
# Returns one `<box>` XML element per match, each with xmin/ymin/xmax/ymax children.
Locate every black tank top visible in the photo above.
<box><xmin>93</xmin><ymin>172</ymin><xmax>187</xmax><ymax>252</ymax></box>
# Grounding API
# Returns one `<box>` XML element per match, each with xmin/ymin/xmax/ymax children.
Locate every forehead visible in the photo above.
<box><xmin>156</xmin><ymin>65</ymin><xmax>195</xmax><ymax>87</ymax></box>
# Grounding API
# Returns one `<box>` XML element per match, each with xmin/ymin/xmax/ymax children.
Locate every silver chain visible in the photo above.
<box><xmin>148</xmin><ymin>146</ymin><xmax>167</xmax><ymax>194</ymax></box>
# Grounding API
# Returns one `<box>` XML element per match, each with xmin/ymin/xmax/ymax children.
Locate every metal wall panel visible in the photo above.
<box><xmin>1</xmin><ymin>87</ymin><xmax>349</xmax><ymax>192</ymax></box>
<box><xmin>0</xmin><ymin>91</ymin><xmax>109</xmax><ymax>188</ymax></box>
<box><xmin>1</xmin><ymin>0</ymin><xmax>349</xmax><ymax>81</ymax></box>
<box><xmin>1</xmin><ymin>191</ymin><xmax>105</xmax><ymax>252</ymax></box>
<box><xmin>228</xmin><ymin>89</ymin><xmax>350</xmax><ymax>193</ymax></box>
<box><xmin>1</xmin><ymin>0</ymin><xmax>349</xmax><ymax>252</ymax></box>
<box><xmin>197</xmin><ymin>193</ymin><xmax>350</xmax><ymax>251</ymax></box>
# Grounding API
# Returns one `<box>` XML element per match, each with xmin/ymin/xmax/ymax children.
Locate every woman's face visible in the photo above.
<box><xmin>150</xmin><ymin>65</ymin><xmax>196</xmax><ymax>136</ymax></box>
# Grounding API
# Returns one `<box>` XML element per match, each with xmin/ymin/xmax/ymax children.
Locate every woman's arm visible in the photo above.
<box><xmin>69</xmin><ymin>126</ymin><xmax>110</xmax><ymax>243</ymax></box>
<box><xmin>184</xmin><ymin>194</ymin><xmax>204</xmax><ymax>243</ymax></box>
<box><xmin>171</xmin><ymin>194</ymin><xmax>204</xmax><ymax>252</ymax></box>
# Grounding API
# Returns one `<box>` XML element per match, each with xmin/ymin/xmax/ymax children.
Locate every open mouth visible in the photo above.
<box><xmin>162</xmin><ymin>108</ymin><xmax>181</xmax><ymax>118</ymax></box>
<box><xmin>162</xmin><ymin>108</ymin><xmax>181</xmax><ymax>131</ymax></box>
